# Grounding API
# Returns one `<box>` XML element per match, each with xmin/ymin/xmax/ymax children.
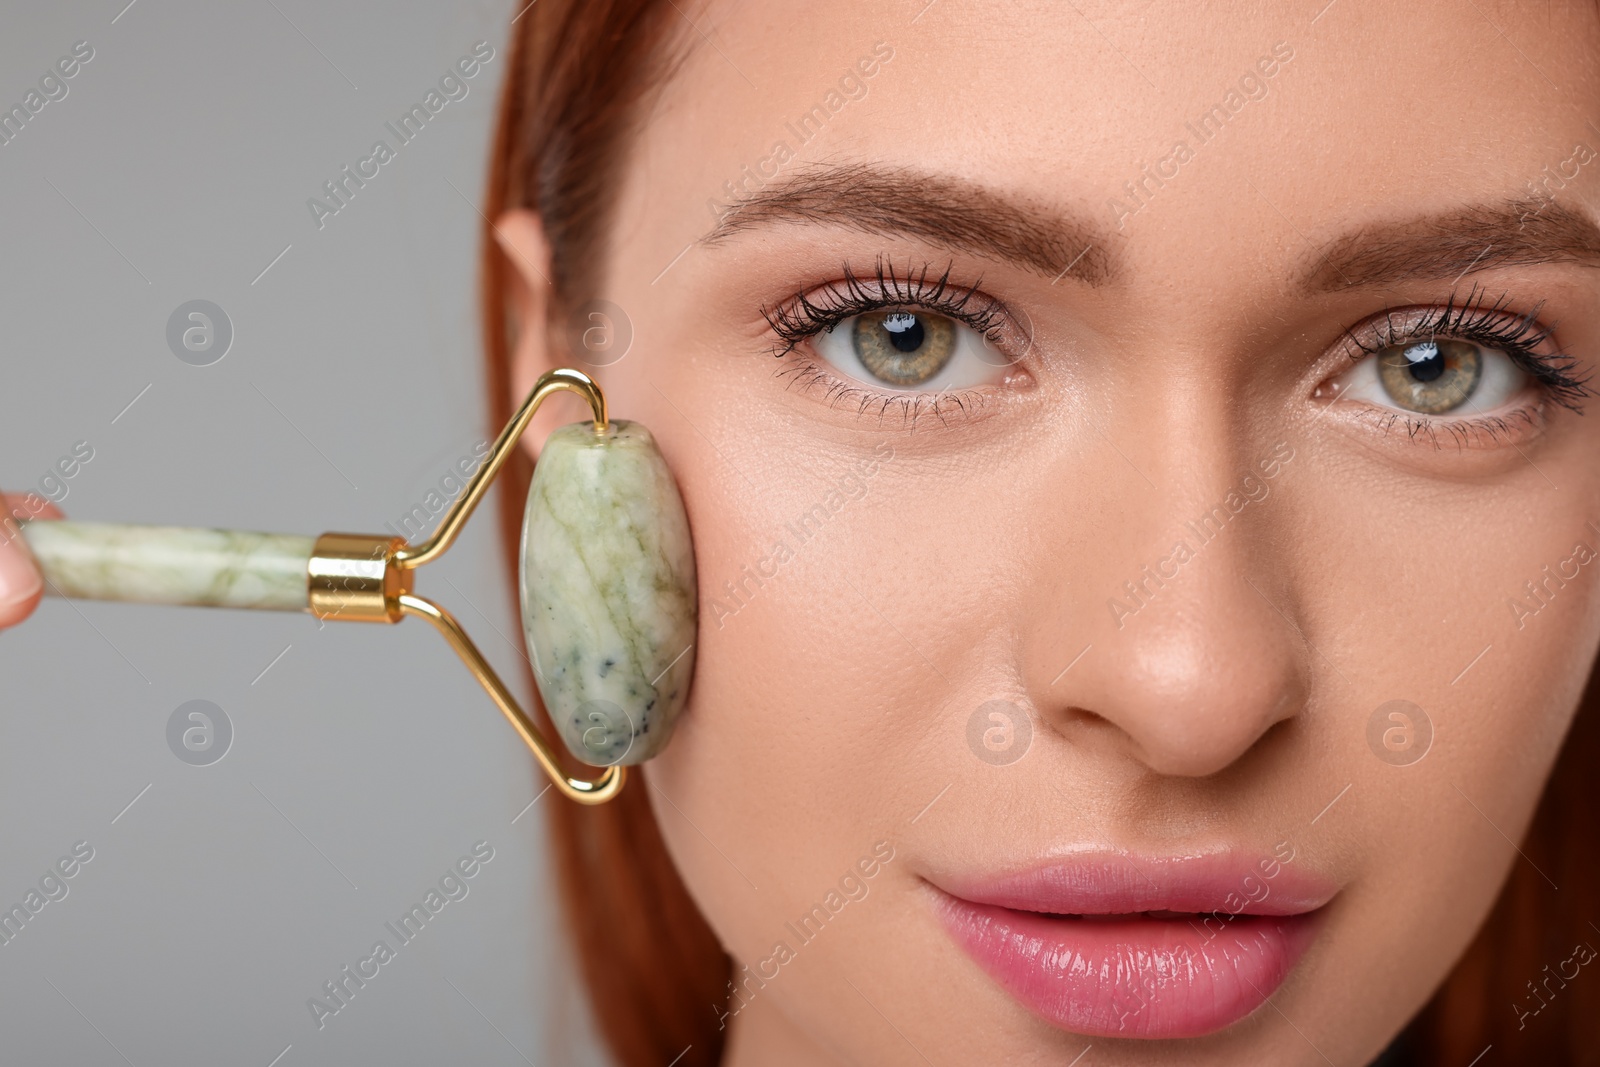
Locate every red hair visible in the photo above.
<box><xmin>476</xmin><ymin>2</ymin><xmax>1600</xmax><ymax>1062</ymax></box>
<box><xmin>480</xmin><ymin>3</ymin><xmax>730</xmax><ymax>1065</ymax></box>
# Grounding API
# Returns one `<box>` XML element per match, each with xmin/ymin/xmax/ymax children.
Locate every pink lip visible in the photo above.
<box><xmin>930</xmin><ymin>850</ymin><xmax>1335</xmax><ymax>1040</ymax></box>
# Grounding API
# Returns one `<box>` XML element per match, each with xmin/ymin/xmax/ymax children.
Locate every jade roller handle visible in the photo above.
<box><xmin>10</xmin><ymin>515</ymin><xmax>630</xmax><ymax>805</ymax></box>
<box><xmin>18</xmin><ymin>520</ymin><xmax>317</xmax><ymax>611</ymax></box>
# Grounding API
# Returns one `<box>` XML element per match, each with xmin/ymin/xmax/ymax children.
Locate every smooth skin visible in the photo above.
<box><xmin>500</xmin><ymin>1</ymin><xmax>1600</xmax><ymax>1063</ymax></box>
<box><xmin>9</xmin><ymin>1</ymin><xmax>1594</xmax><ymax>1064</ymax></box>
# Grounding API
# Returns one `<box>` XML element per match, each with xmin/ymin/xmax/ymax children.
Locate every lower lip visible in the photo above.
<box><xmin>935</xmin><ymin>893</ymin><xmax>1323</xmax><ymax>1039</ymax></box>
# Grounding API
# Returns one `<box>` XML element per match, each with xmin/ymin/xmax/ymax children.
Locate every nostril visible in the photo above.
<box><xmin>1036</xmin><ymin>703</ymin><xmax>1124</xmax><ymax>747</ymax></box>
<box><xmin>1038</xmin><ymin>691</ymin><xmax>1302</xmax><ymax>780</ymax></box>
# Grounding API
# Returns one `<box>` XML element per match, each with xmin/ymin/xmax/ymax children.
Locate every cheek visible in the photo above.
<box><xmin>1278</xmin><ymin>449</ymin><xmax>1600</xmax><ymax>1013</ymax></box>
<box><xmin>628</xmin><ymin>366</ymin><xmax>980</xmax><ymax>986</ymax></box>
<box><xmin>1304</xmin><ymin>460</ymin><xmax>1600</xmax><ymax>771</ymax></box>
<box><xmin>641</xmin><ymin>448</ymin><xmax>921</xmax><ymax>953</ymax></box>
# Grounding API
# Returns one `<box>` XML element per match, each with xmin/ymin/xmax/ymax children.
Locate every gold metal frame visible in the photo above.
<box><xmin>304</xmin><ymin>368</ymin><xmax>623</xmax><ymax>805</ymax></box>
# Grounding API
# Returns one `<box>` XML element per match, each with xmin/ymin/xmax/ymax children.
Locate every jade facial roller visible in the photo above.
<box><xmin>13</xmin><ymin>368</ymin><xmax>696</xmax><ymax>805</ymax></box>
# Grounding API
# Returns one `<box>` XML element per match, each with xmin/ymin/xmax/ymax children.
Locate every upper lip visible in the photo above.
<box><xmin>926</xmin><ymin>848</ymin><xmax>1339</xmax><ymax>918</ymax></box>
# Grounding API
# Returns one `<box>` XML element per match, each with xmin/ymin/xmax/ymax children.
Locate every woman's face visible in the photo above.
<box><xmin>508</xmin><ymin>1</ymin><xmax>1600</xmax><ymax>1062</ymax></box>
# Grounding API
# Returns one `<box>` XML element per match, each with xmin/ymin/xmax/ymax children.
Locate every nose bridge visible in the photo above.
<box><xmin>1117</xmin><ymin>434</ymin><xmax>1298</xmax><ymax>618</ymax></box>
<box><xmin>1033</xmin><ymin>389</ymin><xmax>1310</xmax><ymax>779</ymax></box>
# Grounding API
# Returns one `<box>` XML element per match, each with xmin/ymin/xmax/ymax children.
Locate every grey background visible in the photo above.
<box><xmin>0</xmin><ymin>3</ymin><xmax>609</xmax><ymax>1064</ymax></box>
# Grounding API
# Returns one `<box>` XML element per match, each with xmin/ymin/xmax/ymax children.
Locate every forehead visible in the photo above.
<box><xmin>624</xmin><ymin>1</ymin><xmax>1600</xmax><ymax>275</ymax></box>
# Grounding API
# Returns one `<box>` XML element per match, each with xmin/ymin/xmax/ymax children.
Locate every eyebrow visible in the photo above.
<box><xmin>700</xmin><ymin>163</ymin><xmax>1114</xmax><ymax>285</ymax></box>
<box><xmin>1301</xmin><ymin>199</ymin><xmax>1600</xmax><ymax>291</ymax></box>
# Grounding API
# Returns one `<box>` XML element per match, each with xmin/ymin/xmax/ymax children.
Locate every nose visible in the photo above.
<box><xmin>1029</xmin><ymin>459</ymin><xmax>1312</xmax><ymax>779</ymax></box>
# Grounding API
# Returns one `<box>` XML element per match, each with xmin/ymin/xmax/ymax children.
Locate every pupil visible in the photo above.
<box><xmin>881</xmin><ymin>312</ymin><xmax>925</xmax><ymax>353</ymax></box>
<box><xmin>1404</xmin><ymin>341</ymin><xmax>1445</xmax><ymax>383</ymax></box>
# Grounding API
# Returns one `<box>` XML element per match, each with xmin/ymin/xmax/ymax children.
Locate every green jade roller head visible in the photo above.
<box><xmin>13</xmin><ymin>368</ymin><xmax>697</xmax><ymax>804</ymax></box>
<box><xmin>521</xmin><ymin>421</ymin><xmax>695</xmax><ymax>768</ymax></box>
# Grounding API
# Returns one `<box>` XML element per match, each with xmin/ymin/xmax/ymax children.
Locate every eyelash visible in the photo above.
<box><xmin>761</xmin><ymin>258</ymin><xmax>1010</xmax><ymax>427</ymax></box>
<box><xmin>1345</xmin><ymin>286</ymin><xmax>1590</xmax><ymax>411</ymax></box>
<box><xmin>761</xmin><ymin>270</ymin><xmax>1592</xmax><ymax>444</ymax></box>
<box><xmin>764</xmin><ymin>257</ymin><xmax>1008</xmax><ymax>351</ymax></box>
<box><xmin>1334</xmin><ymin>286</ymin><xmax>1591</xmax><ymax>447</ymax></box>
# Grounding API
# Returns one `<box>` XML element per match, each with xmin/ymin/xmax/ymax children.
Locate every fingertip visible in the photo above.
<box><xmin>0</xmin><ymin>529</ymin><xmax>45</xmax><ymax>629</ymax></box>
<box><xmin>0</xmin><ymin>583</ymin><xmax>43</xmax><ymax>629</ymax></box>
<box><xmin>4</xmin><ymin>492</ymin><xmax>63</xmax><ymax>521</ymax></box>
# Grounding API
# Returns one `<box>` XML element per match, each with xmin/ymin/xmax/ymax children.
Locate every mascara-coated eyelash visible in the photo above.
<box><xmin>772</xmin><ymin>357</ymin><xmax>991</xmax><ymax>428</ymax></box>
<box><xmin>1343</xmin><ymin>286</ymin><xmax>1592</xmax><ymax>413</ymax></box>
<box><xmin>1338</xmin><ymin>405</ymin><xmax>1544</xmax><ymax>450</ymax></box>
<box><xmin>762</xmin><ymin>257</ymin><xmax>1008</xmax><ymax>359</ymax></box>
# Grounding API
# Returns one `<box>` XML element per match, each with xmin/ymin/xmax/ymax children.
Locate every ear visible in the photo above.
<box><xmin>495</xmin><ymin>209</ymin><xmax>593</xmax><ymax>461</ymax></box>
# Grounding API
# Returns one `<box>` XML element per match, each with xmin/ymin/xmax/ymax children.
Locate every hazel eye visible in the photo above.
<box><xmin>854</xmin><ymin>311</ymin><xmax>956</xmax><ymax>385</ymax></box>
<box><xmin>811</xmin><ymin>309</ymin><xmax>1006</xmax><ymax>391</ymax></box>
<box><xmin>1335</xmin><ymin>339</ymin><xmax>1529</xmax><ymax>416</ymax></box>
